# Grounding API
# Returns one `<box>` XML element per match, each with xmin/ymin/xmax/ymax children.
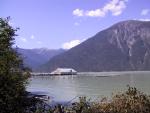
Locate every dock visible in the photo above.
<box><xmin>31</xmin><ymin>72</ymin><xmax>52</xmax><ymax>76</ymax></box>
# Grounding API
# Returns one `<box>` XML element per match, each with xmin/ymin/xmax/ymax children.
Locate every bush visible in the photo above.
<box><xmin>83</xmin><ymin>86</ymin><xmax>150</xmax><ymax>113</ymax></box>
<box><xmin>46</xmin><ymin>86</ymin><xmax>150</xmax><ymax>113</ymax></box>
<box><xmin>0</xmin><ymin>17</ymin><xmax>30</xmax><ymax>113</ymax></box>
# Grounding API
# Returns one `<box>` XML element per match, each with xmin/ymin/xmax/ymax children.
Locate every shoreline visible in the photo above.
<box><xmin>31</xmin><ymin>70</ymin><xmax>150</xmax><ymax>77</ymax></box>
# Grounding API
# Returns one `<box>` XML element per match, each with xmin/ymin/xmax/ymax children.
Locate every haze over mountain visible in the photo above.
<box><xmin>39</xmin><ymin>20</ymin><xmax>150</xmax><ymax>72</ymax></box>
<box><xmin>17</xmin><ymin>48</ymin><xmax>65</xmax><ymax>71</ymax></box>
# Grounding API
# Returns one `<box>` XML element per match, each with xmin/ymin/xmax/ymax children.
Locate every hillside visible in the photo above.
<box><xmin>17</xmin><ymin>48</ymin><xmax>65</xmax><ymax>71</ymax></box>
<box><xmin>40</xmin><ymin>20</ymin><xmax>150</xmax><ymax>72</ymax></box>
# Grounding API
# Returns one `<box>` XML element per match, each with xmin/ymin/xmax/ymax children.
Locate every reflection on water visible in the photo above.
<box><xmin>27</xmin><ymin>71</ymin><xmax>150</xmax><ymax>102</ymax></box>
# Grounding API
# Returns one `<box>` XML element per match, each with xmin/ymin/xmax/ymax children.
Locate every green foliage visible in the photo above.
<box><xmin>0</xmin><ymin>17</ymin><xmax>30</xmax><ymax>113</ymax></box>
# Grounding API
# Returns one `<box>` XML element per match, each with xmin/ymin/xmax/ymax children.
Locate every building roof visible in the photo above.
<box><xmin>51</xmin><ymin>68</ymin><xmax>77</xmax><ymax>74</ymax></box>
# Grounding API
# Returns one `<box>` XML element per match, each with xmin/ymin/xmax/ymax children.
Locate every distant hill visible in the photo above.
<box><xmin>40</xmin><ymin>20</ymin><xmax>150</xmax><ymax>72</ymax></box>
<box><xmin>17</xmin><ymin>48</ymin><xmax>65</xmax><ymax>71</ymax></box>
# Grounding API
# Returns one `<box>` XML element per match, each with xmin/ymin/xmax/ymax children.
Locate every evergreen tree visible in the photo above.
<box><xmin>0</xmin><ymin>17</ymin><xmax>29</xmax><ymax>113</ymax></box>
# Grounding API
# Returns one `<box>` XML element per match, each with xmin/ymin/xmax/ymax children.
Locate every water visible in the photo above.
<box><xmin>27</xmin><ymin>71</ymin><xmax>150</xmax><ymax>103</ymax></box>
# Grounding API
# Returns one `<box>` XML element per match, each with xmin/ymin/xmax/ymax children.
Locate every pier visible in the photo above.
<box><xmin>31</xmin><ymin>72</ymin><xmax>52</xmax><ymax>76</ymax></box>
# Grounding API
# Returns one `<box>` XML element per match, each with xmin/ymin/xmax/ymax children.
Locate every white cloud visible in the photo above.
<box><xmin>74</xmin><ymin>22</ymin><xmax>80</xmax><ymax>26</ymax></box>
<box><xmin>30</xmin><ymin>35</ymin><xmax>35</xmax><ymax>39</ymax></box>
<box><xmin>137</xmin><ymin>18</ymin><xmax>150</xmax><ymax>21</ymax></box>
<box><xmin>8</xmin><ymin>21</ymin><xmax>14</xmax><ymax>26</ymax></box>
<box><xmin>133</xmin><ymin>18</ymin><xmax>150</xmax><ymax>22</ymax></box>
<box><xmin>8</xmin><ymin>19</ymin><xmax>15</xmax><ymax>26</ymax></box>
<box><xmin>73</xmin><ymin>9</ymin><xmax>84</xmax><ymax>16</ymax></box>
<box><xmin>20</xmin><ymin>37</ymin><xmax>27</xmax><ymax>42</ymax></box>
<box><xmin>86</xmin><ymin>9</ymin><xmax>105</xmax><ymax>17</ymax></box>
<box><xmin>103</xmin><ymin>0</ymin><xmax>126</xmax><ymax>16</ymax></box>
<box><xmin>72</xmin><ymin>0</ymin><xmax>128</xmax><ymax>18</ymax></box>
<box><xmin>62</xmin><ymin>39</ymin><xmax>82</xmax><ymax>49</ymax></box>
<box><xmin>141</xmin><ymin>9</ymin><xmax>149</xmax><ymax>16</ymax></box>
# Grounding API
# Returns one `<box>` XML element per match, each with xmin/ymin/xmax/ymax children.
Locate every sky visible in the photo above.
<box><xmin>0</xmin><ymin>0</ymin><xmax>150</xmax><ymax>49</ymax></box>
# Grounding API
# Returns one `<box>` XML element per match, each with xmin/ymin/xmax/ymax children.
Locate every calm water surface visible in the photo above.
<box><xmin>27</xmin><ymin>71</ymin><xmax>150</xmax><ymax>103</ymax></box>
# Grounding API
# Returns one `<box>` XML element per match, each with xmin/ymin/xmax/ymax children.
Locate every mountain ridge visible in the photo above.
<box><xmin>39</xmin><ymin>20</ymin><xmax>150</xmax><ymax>72</ymax></box>
<box><xmin>17</xmin><ymin>48</ymin><xmax>65</xmax><ymax>71</ymax></box>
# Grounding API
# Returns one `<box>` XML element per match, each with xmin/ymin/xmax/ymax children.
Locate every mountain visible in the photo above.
<box><xmin>40</xmin><ymin>20</ymin><xmax>150</xmax><ymax>72</ymax></box>
<box><xmin>17</xmin><ymin>48</ymin><xmax>65</xmax><ymax>71</ymax></box>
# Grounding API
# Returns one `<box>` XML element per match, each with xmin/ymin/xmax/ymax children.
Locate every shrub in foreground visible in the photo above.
<box><xmin>82</xmin><ymin>86</ymin><xmax>150</xmax><ymax>113</ymax></box>
<box><xmin>33</xmin><ymin>86</ymin><xmax>150</xmax><ymax>113</ymax></box>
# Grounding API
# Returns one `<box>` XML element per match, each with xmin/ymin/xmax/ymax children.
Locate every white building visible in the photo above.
<box><xmin>50</xmin><ymin>68</ymin><xmax>77</xmax><ymax>75</ymax></box>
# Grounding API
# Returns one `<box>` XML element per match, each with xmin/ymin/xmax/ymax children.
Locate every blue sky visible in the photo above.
<box><xmin>0</xmin><ymin>0</ymin><xmax>150</xmax><ymax>49</ymax></box>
